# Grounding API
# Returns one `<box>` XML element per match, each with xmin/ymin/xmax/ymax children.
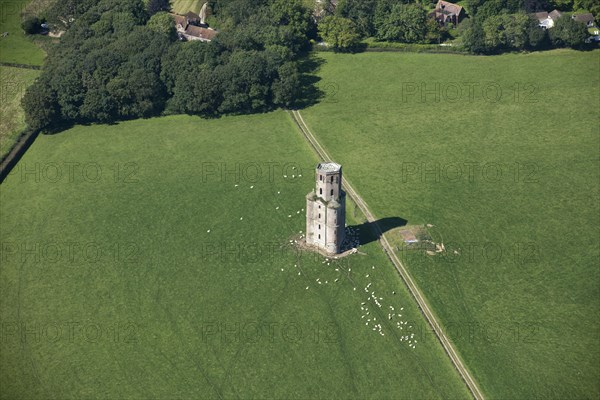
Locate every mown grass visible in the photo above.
<box><xmin>0</xmin><ymin>111</ymin><xmax>471</xmax><ymax>399</ymax></box>
<box><xmin>0</xmin><ymin>0</ymin><xmax>45</xmax><ymax>66</ymax></box>
<box><xmin>300</xmin><ymin>49</ymin><xmax>600</xmax><ymax>399</ymax></box>
<box><xmin>0</xmin><ymin>66</ymin><xmax>39</xmax><ymax>159</ymax></box>
<box><xmin>0</xmin><ymin>0</ymin><xmax>45</xmax><ymax>159</ymax></box>
<box><xmin>171</xmin><ymin>0</ymin><xmax>203</xmax><ymax>15</ymax></box>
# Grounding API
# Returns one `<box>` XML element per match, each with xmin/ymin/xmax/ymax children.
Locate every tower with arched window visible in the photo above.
<box><xmin>305</xmin><ymin>162</ymin><xmax>346</xmax><ymax>254</ymax></box>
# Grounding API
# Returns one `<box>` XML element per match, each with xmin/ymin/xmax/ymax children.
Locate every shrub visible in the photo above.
<box><xmin>22</xmin><ymin>16</ymin><xmax>41</xmax><ymax>34</ymax></box>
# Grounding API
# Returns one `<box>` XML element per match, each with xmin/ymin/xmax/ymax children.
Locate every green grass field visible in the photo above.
<box><xmin>0</xmin><ymin>0</ymin><xmax>45</xmax><ymax>66</ymax></box>
<box><xmin>301</xmin><ymin>49</ymin><xmax>600</xmax><ymax>399</ymax></box>
<box><xmin>0</xmin><ymin>0</ymin><xmax>45</xmax><ymax>159</ymax></box>
<box><xmin>0</xmin><ymin>65</ymin><xmax>39</xmax><ymax>159</ymax></box>
<box><xmin>171</xmin><ymin>0</ymin><xmax>203</xmax><ymax>15</ymax></box>
<box><xmin>0</xmin><ymin>111</ymin><xmax>471</xmax><ymax>399</ymax></box>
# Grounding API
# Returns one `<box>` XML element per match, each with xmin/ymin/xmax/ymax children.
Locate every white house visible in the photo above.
<box><xmin>531</xmin><ymin>9</ymin><xmax>562</xmax><ymax>29</ymax></box>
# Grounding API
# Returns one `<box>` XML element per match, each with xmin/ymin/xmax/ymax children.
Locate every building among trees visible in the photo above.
<box><xmin>531</xmin><ymin>10</ymin><xmax>562</xmax><ymax>29</ymax></box>
<box><xmin>170</xmin><ymin>8</ymin><xmax>216</xmax><ymax>42</ymax></box>
<box><xmin>430</xmin><ymin>0</ymin><xmax>464</xmax><ymax>27</ymax></box>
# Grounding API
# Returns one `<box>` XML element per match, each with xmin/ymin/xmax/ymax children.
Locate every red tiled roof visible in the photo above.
<box><xmin>169</xmin><ymin>13</ymin><xmax>186</xmax><ymax>26</ymax></box>
<box><xmin>185</xmin><ymin>11</ymin><xmax>200</xmax><ymax>21</ymax></box>
<box><xmin>435</xmin><ymin>0</ymin><xmax>463</xmax><ymax>16</ymax></box>
<box><xmin>185</xmin><ymin>25</ymin><xmax>217</xmax><ymax>41</ymax></box>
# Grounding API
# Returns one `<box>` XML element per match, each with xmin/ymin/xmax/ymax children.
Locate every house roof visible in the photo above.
<box><xmin>170</xmin><ymin>13</ymin><xmax>186</xmax><ymax>26</ymax></box>
<box><xmin>573</xmin><ymin>13</ymin><xmax>595</xmax><ymax>23</ymax></box>
<box><xmin>185</xmin><ymin>11</ymin><xmax>200</xmax><ymax>21</ymax></box>
<box><xmin>548</xmin><ymin>9</ymin><xmax>562</xmax><ymax>19</ymax></box>
<box><xmin>185</xmin><ymin>25</ymin><xmax>217</xmax><ymax>41</ymax></box>
<box><xmin>435</xmin><ymin>0</ymin><xmax>463</xmax><ymax>16</ymax></box>
<box><xmin>169</xmin><ymin>12</ymin><xmax>217</xmax><ymax>41</ymax></box>
<box><xmin>531</xmin><ymin>11</ymin><xmax>549</xmax><ymax>21</ymax></box>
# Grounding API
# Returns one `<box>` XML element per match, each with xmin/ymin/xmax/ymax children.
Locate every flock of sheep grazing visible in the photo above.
<box><xmin>360</xmin><ymin>269</ymin><xmax>417</xmax><ymax>348</ymax></box>
<box><xmin>208</xmin><ymin>177</ymin><xmax>417</xmax><ymax>349</ymax></box>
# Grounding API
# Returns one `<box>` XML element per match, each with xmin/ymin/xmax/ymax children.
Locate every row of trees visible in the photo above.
<box><xmin>320</xmin><ymin>0</ymin><xmax>592</xmax><ymax>52</ymax></box>
<box><xmin>462</xmin><ymin>0</ymin><xmax>590</xmax><ymax>53</ymax></box>
<box><xmin>23</xmin><ymin>0</ymin><xmax>312</xmax><ymax>132</ymax></box>
<box><xmin>317</xmin><ymin>0</ymin><xmax>446</xmax><ymax>50</ymax></box>
<box><xmin>465</xmin><ymin>0</ymin><xmax>598</xmax><ymax>18</ymax></box>
<box><xmin>461</xmin><ymin>13</ymin><xmax>546</xmax><ymax>53</ymax></box>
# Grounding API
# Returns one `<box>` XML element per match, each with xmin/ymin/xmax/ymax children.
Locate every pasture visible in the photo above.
<box><xmin>0</xmin><ymin>111</ymin><xmax>470</xmax><ymax>399</ymax></box>
<box><xmin>171</xmin><ymin>0</ymin><xmax>204</xmax><ymax>15</ymax></box>
<box><xmin>300</xmin><ymin>49</ymin><xmax>600</xmax><ymax>399</ymax></box>
<box><xmin>0</xmin><ymin>0</ymin><xmax>45</xmax><ymax>66</ymax></box>
<box><xmin>0</xmin><ymin>66</ymin><xmax>39</xmax><ymax>159</ymax></box>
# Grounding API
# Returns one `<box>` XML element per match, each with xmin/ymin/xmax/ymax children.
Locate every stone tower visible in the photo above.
<box><xmin>306</xmin><ymin>162</ymin><xmax>346</xmax><ymax>254</ymax></box>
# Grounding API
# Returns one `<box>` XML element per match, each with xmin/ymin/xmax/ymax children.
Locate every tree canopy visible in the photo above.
<box><xmin>462</xmin><ymin>12</ymin><xmax>551</xmax><ymax>53</ymax></box>
<box><xmin>23</xmin><ymin>0</ymin><xmax>313</xmax><ymax>132</ymax></box>
<box><xmin>318</xmin><ymin>15</ymin><xmax>361</xmax><ymax>51</ymax></box>
<box><xmin>147</xmin><ymin>0</ymin><xmax>171</xmax><ymax>16</ymax></box>
<box><xmin>374</xmin><ymin>3</ymin><xmax>429</xmax><ymax>43</ymax></box>
<box><xmin>549</xmin><ymin>15</ymin><xmax>588</xmax><ymax>48</ymax></box>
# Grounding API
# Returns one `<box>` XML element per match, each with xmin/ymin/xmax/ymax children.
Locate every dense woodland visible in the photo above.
<box><xmin>22</xmin><ymin>0</ymin><xmax>595</xmax><ymax>132</ymax></box>
<box><xmin>23</xmin><ymin>0</ymin><xmax>313</xmax><ymax>132</ymax></box>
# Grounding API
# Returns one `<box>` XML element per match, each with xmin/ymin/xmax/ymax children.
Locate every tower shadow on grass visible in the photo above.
<box><xmin>347</xmin><ymin>217</ymin><xmax>408</xmax><ymax>246</ymax></box>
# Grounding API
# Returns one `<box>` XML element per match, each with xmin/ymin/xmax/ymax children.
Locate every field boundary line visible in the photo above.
<box><xmin>0</xmin><ymin>128</ymin><xmax>39</xmax><ymax>184</ymax></box>
<box><xmin>287</xmin><ymin>109</ymin><xmax>485</xmax><ymax>400</ymax></box>
<box><xmin>0</xmin><ymin>62</ymin><xmax>42</xmax><ymax>70</ymax></box>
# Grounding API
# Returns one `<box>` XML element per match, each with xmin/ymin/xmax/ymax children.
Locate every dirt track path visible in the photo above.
<box><xmin>288</xmin><ymin>109</ymin><xmax>485</xmax><ymax>400</ymax></box>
